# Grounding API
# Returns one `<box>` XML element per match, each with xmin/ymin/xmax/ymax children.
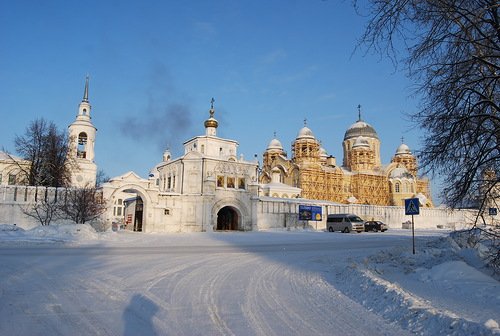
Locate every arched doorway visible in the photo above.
<box><xmin>123</xmin><ymin>195</ymin><xmax>144</xmax><ymax>232</ymax></box>
<box><xmin>216</xmin><ymin>206</ymin><xmax>239</xmax><ymax>231</ymax></box>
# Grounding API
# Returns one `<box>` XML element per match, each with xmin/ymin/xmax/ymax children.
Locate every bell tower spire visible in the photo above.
<box><xmin>77</xmin><ymin>76</ymin><xmax>92</xmax><ymax>119</ymax></box>
<box><xmin>82</xmin><ymin>75</ymin><xmax>89</xmax><ymax>103</ymax></box>
<box><xmin>68</xmin><ymin>76</ymin><xmax>98</xmax><ymax>187</ymax></box>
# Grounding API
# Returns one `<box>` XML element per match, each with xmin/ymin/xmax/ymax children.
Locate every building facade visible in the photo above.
<box><xmin>101</xmin><ymin>102</ymin><xmax>261</xmax><ymax>232</ymax></box>
<box><xmin>260</xmin><ymin>109</ymin><xmax>433</xmax><ymax>207</ymax></box>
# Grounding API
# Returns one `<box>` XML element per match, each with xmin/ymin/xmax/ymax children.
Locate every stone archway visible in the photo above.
<box><xmin>105</xmin><ymin>182</ymin><xmax>152</xmax><ymax>233</ymax></box>
<box><xmin>216</xmin><ymin>206</ymin><xmax>240</xmax><ymax>231</ymax></box>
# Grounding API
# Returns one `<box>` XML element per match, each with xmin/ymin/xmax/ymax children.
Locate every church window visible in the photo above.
<box><xmin>395</xmin><ymin>182</ymin><xmax>400</xmax><ymax>193</ymax></box>
<box><xmin>164</xmin><ymin>209</ymin><xmax>170</xmax><ymax>215</ymax></box>
<box><xmin>156</xmin><ymin>178</ymin><xmax>159</xmax><ymax>186</ymax></box>
<box><xmin>238</xmin><ymin>178</ymin><xmax>245</xmax><ymax>189</ymax></box>
<box><xmin>201</xmin><ymin>145</ymin><xmax>205</xmax><ymax>153</ymax></box>
<box><xmin>83</xmin><ymin>108</ymin><xmax>87</xmax><ymax>115</ymax></box>
<box><xmin>8</xmin><ymin>174</ymin><xmax>16</xmax><ymax>185</ymax></box>
<box><xmin>227</xmin><ymin>177</ymin><xmax>235</xmax><ymax>188</ymax></box>
<box><xmin>217</xmin><ymin>175</ymin><xmax>224</xmax><ymax>187</ymax></box>
<box><xmin>173</xmin><ymin>175</ymin><xmax>176</xmax><ymax>188</ymax></box>
<box><xmin>167</xmin><ymin>176</ymin><xmax>172</xmax><ymax>189</ymax></box>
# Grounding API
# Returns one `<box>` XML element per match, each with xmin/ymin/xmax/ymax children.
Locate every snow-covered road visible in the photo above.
<box><xmin>0</xmin><ymin>229</ymin><xmax>498</xmax><ymax>335</ymax></box>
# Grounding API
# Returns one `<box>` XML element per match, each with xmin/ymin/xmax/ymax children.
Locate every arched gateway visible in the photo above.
<box><xmin>101</xmin><ymin>171</ymin><xmax>153</xmax><ymax>232</ymax></box>
<box><xmin>216</xmin><ymin>206</ymin><xmax>240</xmax><ymax>230</ymax></box>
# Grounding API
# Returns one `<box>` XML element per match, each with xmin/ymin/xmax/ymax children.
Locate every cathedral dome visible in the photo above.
<box><xmin>297</xmin><ymin>126</ymin><xmax>315</xmax><ymax>139</ymax></box>
<box><xmin>344</xmin><ymin>120</ymin><xmax>379</xmax><ymax>141</ymax></box>
<box><xmin>390</xmin><ymin>166</ymin><xmax>412</xmax><ymax>179</ymax></box>
<box><xmin>395</xmin><ymin>143</ymin><xmax>411</xmax><ymax>155</ymax></box>
<box><xmin>267</xmin><ymin>138</ymin><xmax>284</xmax><ymax>151</ymax></box>
<box><xmin>352</xmin><ymin>136</ymin><xmax>370</xmax><ymax>149</ymax></box>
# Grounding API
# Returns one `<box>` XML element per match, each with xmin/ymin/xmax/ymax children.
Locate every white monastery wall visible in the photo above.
<box><xmin>0</xmin><ymin>185</ymin><xmax>476</xmax><ymax>232</ymax></box>
<box><xmin>0</xmin><ymin>186</ymin><xmax>76</xmax><ymax>227</ymax></box>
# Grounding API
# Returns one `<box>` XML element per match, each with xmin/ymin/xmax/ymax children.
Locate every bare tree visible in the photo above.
<box><xmin>14</xmin><ymin>118</ymin><xmax>72</xmax><ymax>188</ymax></box>
<box><xmin>355</xmin><ymin>0</ymin><xmax>499</xmax><ymax>208</ymax></box>
<box><xmin>96</xmin><ymin>168</ymin><xmax>110</xmax><ymax>187</ymax></box>
<box><xmin>59</xmin><ymin>184</ymin><xmax>107</xmax><ymax>224</ymax></box>
<box><xmin>22</xmin><ymin>187</ymin><xmax>62</xmax><ymax>226</ymax></box>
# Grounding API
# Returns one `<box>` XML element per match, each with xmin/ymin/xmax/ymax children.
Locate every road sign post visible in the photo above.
<box><xmin>405</xmin><ymin>198</ymin><xmax>420</xmax><ymax>254</ymax></box>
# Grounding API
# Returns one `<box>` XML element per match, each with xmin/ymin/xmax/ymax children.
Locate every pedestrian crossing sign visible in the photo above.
<box><xmin>405</xmin><ymin>198</ymin><xmax>420</xmax><ymax>215</ymax></box>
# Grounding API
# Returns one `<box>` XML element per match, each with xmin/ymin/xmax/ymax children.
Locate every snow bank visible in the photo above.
<box><xmin>0</xmin><ymin>223</ymin><xmax>98</xmax><ymax>245</ymax></box>
<box><xmin>331</xmin><ymin>235</ymin><xmax>500</xmax><ymax>335</ymax></box>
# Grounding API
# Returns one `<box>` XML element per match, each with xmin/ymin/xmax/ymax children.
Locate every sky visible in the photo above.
<box><xmin>0</xmin><ymin>1</ymin><xmax>441</xmax><ymax>201</ymax></box>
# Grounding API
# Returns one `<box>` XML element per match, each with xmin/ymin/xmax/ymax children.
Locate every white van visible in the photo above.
<box><xmin>327</xmin><ymin>214</ymin><xmax>364</xmax><ymax>233</ymax></box>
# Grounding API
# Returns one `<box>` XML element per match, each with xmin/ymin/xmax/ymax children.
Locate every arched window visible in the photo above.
<box><xmin>77</xmin><ymin>132</ymin><xmax>88</xmax><ymax>158</ymax></box>
<box><xmin>395</xmin><ymin>182</ymin><xmax>400</xmax><ymax>193</ymax></box>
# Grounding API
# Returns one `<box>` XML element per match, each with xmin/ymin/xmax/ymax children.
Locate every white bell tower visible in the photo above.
<box><xmin>68</xmin><ymin>76</ymin><xmax>97</xmax><ymax>187</ymax></box>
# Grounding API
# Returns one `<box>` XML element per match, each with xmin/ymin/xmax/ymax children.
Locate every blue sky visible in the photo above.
<box><xmin>0</xmin><ymin>0</ymin><xmax>441</xmax><ymax>202</ymax></box>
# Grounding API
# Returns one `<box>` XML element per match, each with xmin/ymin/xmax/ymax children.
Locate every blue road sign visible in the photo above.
<box><xmin>405</xmin><ymin>198</ymin><xmax>420</xmax><ymax>215</ymax></box>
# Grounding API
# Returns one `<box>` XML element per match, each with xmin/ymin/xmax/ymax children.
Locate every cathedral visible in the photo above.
<box><xmin>259</xmin><ymin>106</ymin><xmax>433</xmax><ymax>207</ymax></box>
<box><xmin>1</xmin><ymin>78</ymin><xmax>444</xmax><ymax>232</ymax></box>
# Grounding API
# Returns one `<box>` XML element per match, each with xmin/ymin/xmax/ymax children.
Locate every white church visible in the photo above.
<box><xmin>101</xmin><ymin>99</ymin><xmax>265</xmax><ymax>232</ymax></box>
<box><xmin>0</xmin><ymin>79</ymin><xmax>472</xmax><ymax>231</ymax></box>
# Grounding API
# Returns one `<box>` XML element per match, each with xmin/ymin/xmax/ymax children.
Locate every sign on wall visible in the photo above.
<box><xmin>298</xmin><ymin>205</ymin><xmax>322</xmax><ymax>221</ymax></box>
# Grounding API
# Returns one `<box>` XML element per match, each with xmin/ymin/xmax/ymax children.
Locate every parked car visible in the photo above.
<box><xmin>364</xmin><ymin>220</ymin><xmax>388</xmax><ymax>232</ymax></box>
<box><xmin>327</xmin><ymin>214</ymin><xmax>364</xmax><ymax>233</ymax></box>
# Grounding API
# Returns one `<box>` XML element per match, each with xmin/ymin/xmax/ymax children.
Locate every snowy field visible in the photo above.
<box><xmin>0</xmin><ymin>224</ymin><xmax>499</xmax><ymax>336</ymax></box>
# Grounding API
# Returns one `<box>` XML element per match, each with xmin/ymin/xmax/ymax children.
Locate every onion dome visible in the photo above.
<box><xmin>344</xmin><ymin>120</ymin><xmax>378</xmax><ymax>141</ymax></box>
<box><xmin>296</xmin><ymin>119</ymin><xmax>316</xmax><ymax>139</ymax></box>
<box><xmin>267</xmin><ymin>137</ymin><xmax>284</xmax><ymax>151</ymax></box>
<box><xmin>204</xmin><ymin>110</ymin><xmax>218</xmax><ymax>128</ymax></box>
<box><xmin>344</xmin><ymin>105</ymin><xmax>378</xmax><ymax>141</ymax></box>
<box><xmin>395</xmin><ymin>143</ymin><xmax>411</xmax><ymax>155</ymax></box>
<box><xmin>297</xmin><ymin>126</ymin><xmax>315</xmax><ymax>139</ymax></box>
<box><xmin>352</xmin><ymin>136</ymin><xmax>370</xmax><ymax>149</ymax></box>
<box><xmin>204</xmin><ymin>98</ymin><xmax>218</xmax><ymax>129</ymax></box>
